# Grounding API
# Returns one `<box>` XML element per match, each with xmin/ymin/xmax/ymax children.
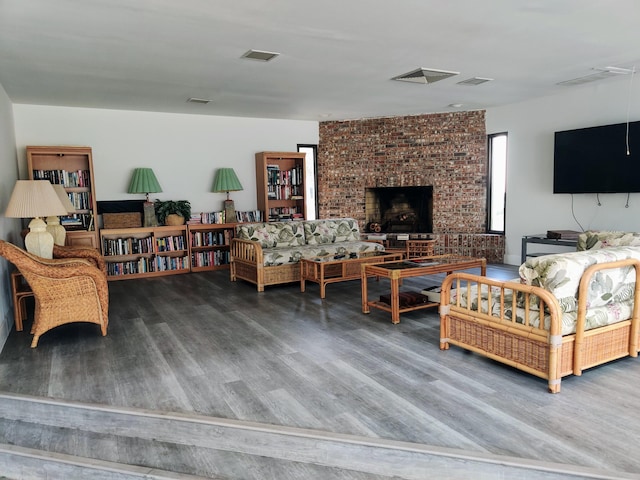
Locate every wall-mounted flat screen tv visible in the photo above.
<box><xmin>553</xmin><ymin>120</ymin><xmax>640</xmax><ymax>193</ymax></box>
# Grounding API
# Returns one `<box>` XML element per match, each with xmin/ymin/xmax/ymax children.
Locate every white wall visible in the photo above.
<box><xmin>0</xmin><ymin>83</ymin><xmax>21</xmax><ymax>350</ymax></box>
<box><xmin>12</xmin><ymin>105</ymin><xmax>319</xmax><ymax>216</ymax></box>
<box><xmin>487</xmin><ymin>77</ymin><xmax>640</xmax><ymax>265</ymax></box>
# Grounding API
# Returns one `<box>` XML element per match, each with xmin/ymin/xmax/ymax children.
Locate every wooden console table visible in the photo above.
<box><xmin>361</xmin><ymin>255</ymin><xmax>486</xmax><ymax>324</ymax></box>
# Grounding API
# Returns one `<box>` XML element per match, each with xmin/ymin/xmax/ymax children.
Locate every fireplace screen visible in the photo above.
<box><xmin>365</xmin><ymin>186</ymin><xmax>433</xmax><ymax>233</ymax></box>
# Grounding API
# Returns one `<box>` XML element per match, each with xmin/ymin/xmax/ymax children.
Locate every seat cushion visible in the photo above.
<box><xmin>262</xmin><ymin>240</ymin><xmax>384</xmax><ymax>266</ymax></box>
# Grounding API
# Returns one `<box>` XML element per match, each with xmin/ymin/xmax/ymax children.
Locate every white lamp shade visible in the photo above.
<box><xmin>5</xmin><ymin>180</ymin><xmax>69</xmax><ymax>219</ymax></box>
<box><xmin>52</xmin><ymin>184</ymin><xmax>77</xmax><ymax>213</ymax></box>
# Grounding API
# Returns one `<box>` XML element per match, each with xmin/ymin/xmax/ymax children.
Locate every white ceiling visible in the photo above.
<box><xmin>1</xmin><ymin>0</ymin><xmax>639</xmax><ymax>121</ymax></box>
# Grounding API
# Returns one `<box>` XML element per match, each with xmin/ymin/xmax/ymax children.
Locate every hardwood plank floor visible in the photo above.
<box><xmin>2</xmin><ymin>264</ymin><xmax>640</xmax><ymax>476</ymax></box>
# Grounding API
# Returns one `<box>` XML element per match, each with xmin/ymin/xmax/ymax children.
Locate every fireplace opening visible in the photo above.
<box><xmin>365</xmin><ymin>186</ymin><xmax>433</xmax><ymax>233</ymax></box>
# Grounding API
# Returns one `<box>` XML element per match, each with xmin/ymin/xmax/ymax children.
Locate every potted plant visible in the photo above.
<box><xmin>154</xmin><ymin>200</ymin><xmax>191</xmax><ymax>226</ymax></box>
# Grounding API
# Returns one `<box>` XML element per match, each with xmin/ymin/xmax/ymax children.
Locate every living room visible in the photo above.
<box><xmin>1</xmin><ymin>1</ymin><xmax>640</xmax><ymax>478</ymax></box>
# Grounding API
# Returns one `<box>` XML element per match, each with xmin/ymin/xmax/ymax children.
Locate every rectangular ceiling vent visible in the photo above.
<box><xmin>187</xmin><ymin>97</ymin><xmax>211</xmax><ymax>104</ymax></box>
<box><xmin>241</xmin><ymin>49</ymin><xmax>280</xmax><ymax>62</ymax></box>
<box><xmin>392</xmin><ymin>68</ymin><xmax>459</xmax><ymax>84</ymax></box>
<box><xmin>558</xmin><ymin>66</ymin><xmax>634</xmax><ymax>86</ymax></box>
<box><xmin>457</xmin><ymin>77</ymin><xmax>493</xmax><ymax>86</ymax></box>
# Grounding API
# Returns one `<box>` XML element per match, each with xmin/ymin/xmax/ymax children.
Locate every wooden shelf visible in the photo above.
<box><xmin>100</xmin><ymin>225</ymin><xmax>190</xmax><ymax>280</ymax></box>
<box><xmin>27</xmin><ymin>146</ymin><xmax>99</xmax><ymax>248</ymax></box>
<box><xmin>188</xmin><ymin>223</ymin><xmax>236</xmax><ymax>272</ymax></box>
<box><xmin>256</xmin><ymin>151</ymin><xmax>306</xmax><ymax>221</ymax></box>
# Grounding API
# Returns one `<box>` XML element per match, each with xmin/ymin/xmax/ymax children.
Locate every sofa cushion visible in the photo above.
<box><xmin>577</xmin><ymin>231</ymin><xmax>640</xmax><ymax>251</ymax></box>
<box><xmin>262</xmin><ymin>240</ymin><xmax>384</xmax><ymax>267</ymax></box>
<box><xmin>304</xmin><ymin>218</ymin><xmax>361</xmax><ymax>245</ymax></box>
<box><xmin>236</xmin><ymin>221</ymin><xmax>306</xmax><ymax>248</ymax></box>
<box><xmin>518</xmin><ymin>246</ymin><xmax>640</xmax><ymax>314</ymax></box>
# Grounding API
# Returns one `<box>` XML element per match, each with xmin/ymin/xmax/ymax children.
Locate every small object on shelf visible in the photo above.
<box><xmin>547</xmin><ymin>230</ymin><xmax>580</xmax><ymax>240</ymax></box>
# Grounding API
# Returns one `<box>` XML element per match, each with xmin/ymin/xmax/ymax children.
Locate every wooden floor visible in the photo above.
<box><xmin>1</xmin><ymin>264</ymin><xmax>640</xmax><ymax>478</ymax></box>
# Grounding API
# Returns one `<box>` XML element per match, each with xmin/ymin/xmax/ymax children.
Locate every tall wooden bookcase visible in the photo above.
<box><xmin>27</xmin><ymin>146</ymin><xmax>99</xmax><ymax>248</ymax></box>
<box><xmin>255</xmin><ymin>151</ymin><xmax>306</xmax><ymax>221</ymax></box>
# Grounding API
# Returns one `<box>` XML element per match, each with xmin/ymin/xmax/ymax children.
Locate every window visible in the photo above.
<box><xmin>297</xmin><ymin>144</ymin><xmax>318</xmax><ymax>220</ymax></box>
<box><xmin>487</xmin><ymin>132</ymin><xmax>507</xmax><ymax>234</ymax></box>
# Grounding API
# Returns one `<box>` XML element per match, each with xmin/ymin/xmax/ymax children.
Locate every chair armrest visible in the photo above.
<box><xmin>230</xmin><ymin>238</ymin><xmax>264</xmax><ymax>265</ymax></box>
<box><xmin>53</xmin><ymin>244</ymin><xmax>107</xmax><ymax>274</ymax></box>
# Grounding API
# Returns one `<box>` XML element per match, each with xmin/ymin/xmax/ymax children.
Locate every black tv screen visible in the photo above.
<box><xmin>553</xmin><ymin>120</ymin><xmax>640</xmax><ymax>193</ymax></box>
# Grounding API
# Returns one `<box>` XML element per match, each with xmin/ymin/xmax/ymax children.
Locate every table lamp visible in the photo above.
<box><xmin>212</xmin><ymin>168</ymin><xmax>243</xmax><ymax>223</ymax></box>
<box><xmin>5</xmin><ymin>180</ymin><xmax>69</xmax><ymax>258</ymax></box>
<box><xmin>46</xmin><ymin>184</ymin><xmax>77</xmax><ymax>246</ymax></box>
<box><xmin>128</xmin><ymin>167</ymin><xmax>162</xmax><ymax>227</ymax></box>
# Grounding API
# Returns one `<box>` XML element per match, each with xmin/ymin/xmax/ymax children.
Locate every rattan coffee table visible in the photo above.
<box><xmin>361</xmin><ymin>255</ymin><xmax>486</xmax><ymax>324</ymax></box>
<box><xmin>300</xmin><ymin>251</ymin><xmax>404</xmax><ymax>299</ymax></box>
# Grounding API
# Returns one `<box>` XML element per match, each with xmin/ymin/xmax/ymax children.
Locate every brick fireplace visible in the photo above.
<box><xmin>318</xmin><ymin>110</ymin><xmax>505</xmax><ymax>262</ymax></box>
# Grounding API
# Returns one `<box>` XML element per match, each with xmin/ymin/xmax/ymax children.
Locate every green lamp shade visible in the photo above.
<box><xmin>128</xmin><ymin>168</ymin><xmax>163</xmax><ymax>195</ymax></box>
<box><xmin>212</xmin><ymin>168</ymin><xmax>243</xmax><ymax>194</ymax></box>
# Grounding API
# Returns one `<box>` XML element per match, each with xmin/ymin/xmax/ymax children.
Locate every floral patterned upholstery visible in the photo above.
<box><xmin>235</xmin><ymin>221</ymin><xmax>306</xmax><ymax>248</ymax></box>
<box><xmin>303</xmin><ymin>218</ymin><xmax>361</xmax><ymax>245</ymax></box>
<box><xmin>577</xmin><ymin>231</ymin><xmax>640</xmax><ymax>251</ymax></box>
<box><xmin>235</xmin><ymin>218</ymin><xmax>385</xmax><ymax>267</ymax></box>
<box><xmin>453</xmin><ymin>245</ymin><xmax>640</xmax><ymax>336</ymax></box>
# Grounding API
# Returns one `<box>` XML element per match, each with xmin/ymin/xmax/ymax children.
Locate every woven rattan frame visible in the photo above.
<box><xmin>440</xmin><ymin>258</ymin><xmax>640</xmax><ymax>393</ymax></box>
<box><xmin>0</xmin><ymin>240</ymin><xmax>109</xmax><ymax>348</ymax></box>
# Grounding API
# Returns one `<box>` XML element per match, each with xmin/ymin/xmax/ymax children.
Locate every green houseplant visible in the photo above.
<box><xmin>154</xmin><ymin>200</ymin><xmax>191</xmax><ymax>226</ymax></box>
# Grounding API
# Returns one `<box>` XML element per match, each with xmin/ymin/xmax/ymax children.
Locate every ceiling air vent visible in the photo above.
<box><xmin>558</xmin><ymin>66</ymin><xmax>634</xmax><ymax>86</ymax></box>
<box><xmin>457</xmin><ymin>77</ymin><xmax>493</xmax><ymax>86</ymax></box>
<box><xmin>392</xmin><ymin>68</ymin><xmax>459</xmax><ymax>84</ymax></box>
<box><xmin>187</xmin><ymin>98</ymin><xmax>211</xmax><ymax>104</ymax></box>
<box><xmin>241</xmin><ymin>49</ymin><xmax>280</xmax><ymax>62</ymax></box>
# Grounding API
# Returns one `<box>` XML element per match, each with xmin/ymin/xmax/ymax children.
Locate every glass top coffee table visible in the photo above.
<box><xmin>361</xmin><ymin>255</ymin><xmax>486</xmax><ymax>324</ymax></box>
<box><xmin>300</xmin><ymin>251</ymin><xmax>404</xmax><ymax>299</ymax></box>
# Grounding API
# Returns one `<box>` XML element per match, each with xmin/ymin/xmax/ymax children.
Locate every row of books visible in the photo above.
<box><xmin>266</xmin><ymin>165</ymin><xmax>303</xmax><ymax>186</ymax></box>
<box><xmin>156</xmin><ymin>235</ymin><xmax>187</xmax><ymax>252</ymax></box>
<box><xmin>32</xmin><ymin>169</ymin><xmax>91</xmax><ymax>187</ymax></box>
<box><xmin>102</xmin><ymin>236</ymin><xmax>154</xmax><ymax>256</ymax></box>
<box><xmin>66</xmin><ymin>191</ymin><xmax>92</xmax><ymax>211</ymax></box>
<box><xmin>61</xmin><ymin>213</ymin><xmax>93</xmax><ymax>230</ymax></box>
<box><xmin>268</xmin><ymin>207</ymin><xmax>303</xmax><ymax>221</ymax></box>
<box><xmin>187</xmin><ymin>210</ymin><xmax>263</xmax><ymax>225</ymax></box>
<box><xmin>191</xmin><ymin>230</ymin><xmax>232</xmax><ymax>247</ymax></box>
<box><xmin>268</xmin><ymin>184</ymin><xmax>304</xmax><ymax>201</ymax></box>
<box><xmin>106</xmin><ymin>255</ymin><xmax>189</xmax><ymax>276</ymax></box>
<box><xmin>191</xmin><ymin>250</ymin><xmax>230</xmax><ymax>267</ymax></box>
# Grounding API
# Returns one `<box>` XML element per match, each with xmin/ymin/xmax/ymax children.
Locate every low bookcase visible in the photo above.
<box><xmin>100</xmin><ymin>226</ymin><xmax>190</xmax><ymax>280</ymax></box>
<box><xmin>188</xmin><ymin>223</ymin><xmax>237</xmax><ymax>272</ymax></box>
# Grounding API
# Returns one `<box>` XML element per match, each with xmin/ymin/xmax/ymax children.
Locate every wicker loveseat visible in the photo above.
<box><xmin>440</xmin><ymin>244</ymin><xmax>640</xmax><ymax>393</ymax></box>
<box><xmin>230</xmin><ymin>218</ymin><xmax>384</xmax><ymax>291</ymax></box>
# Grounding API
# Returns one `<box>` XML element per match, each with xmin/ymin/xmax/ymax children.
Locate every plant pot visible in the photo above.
<box><xmin>165</xmin><ymin>214</ymin><xmax>185</xmax><ymax>226</ymax></box>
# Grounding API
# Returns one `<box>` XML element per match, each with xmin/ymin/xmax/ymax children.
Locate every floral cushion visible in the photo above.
<box><xmin>262</xmin><ymin>241</ymin><xmax>384</xmax><ymax>266</ymax></box>
<box><xmin>235</xmin><ymin>221</ymin><xmax>306</xmax><ymax>248</ymax></box>
<box><xmin>577</xmin><ymin>231</ymin><xmax>640</xmax><ymax>251</ymax></box>
<box><xmin>304</xmin><ymin>218</ymin><xmax>361</xmax><ymax>245</ymax></box>
<box><xmin>518</xmin><ymin>246</ymin><xmax>640</xmax><ymax>314</ymax></box>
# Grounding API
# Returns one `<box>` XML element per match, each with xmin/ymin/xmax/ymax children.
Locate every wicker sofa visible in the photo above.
<box><xmin>440</xmin><ymin>242</ymin><xmax>640</xmax><ymax>393</ymax></box>
<box><xmin>230</xmin><ymin>218</ymin><xmax>384</xmax><ymax>291</ymax></box>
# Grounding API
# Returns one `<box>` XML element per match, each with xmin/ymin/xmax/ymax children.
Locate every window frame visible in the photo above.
<box><xmin>297</xmin><ymin>144</ymin><xmax>318</xmax><ymax>220</ymax></box>
<box><xmin>486</xmin><ymin>132</ymin><xmax>507</xmax><ymax>234</ymax></box>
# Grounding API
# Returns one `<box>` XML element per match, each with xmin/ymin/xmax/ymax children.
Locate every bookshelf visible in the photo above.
<box><xmin>100</xmin><ymin>225</ymin><xmax>190</xmax><ymax>280</ymax></box>
<box><xmin>255</xmin><ymin>151</ymin><xmax>306</xmax><ymax>221</ymax></box>
<box><xmin>27</xmin><ymin>146</ymin><xmax>99</xmax><ymax>248</ymax></box>
<box><xmin>188</xmin><ymin>223</ymin><xmax>236</xmax><ymax>272</ymax></box>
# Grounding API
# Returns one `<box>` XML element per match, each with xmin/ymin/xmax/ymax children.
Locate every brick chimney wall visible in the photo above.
<box><xmin>318</xmin><ymin>110</ymin><xmax>487</xmax><ymax>234</ymax></box>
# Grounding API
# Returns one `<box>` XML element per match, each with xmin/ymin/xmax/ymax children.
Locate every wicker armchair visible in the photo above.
<box><xmin>0</xmin><ymin>240</ymin><xmax>109</xmax><ymax>348</ymax></box>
